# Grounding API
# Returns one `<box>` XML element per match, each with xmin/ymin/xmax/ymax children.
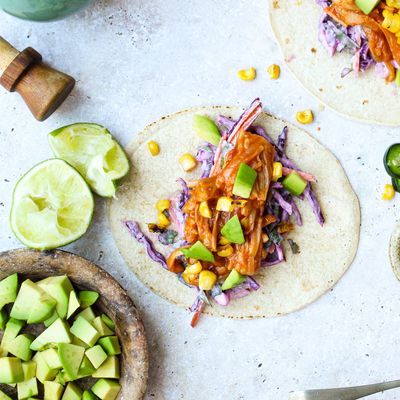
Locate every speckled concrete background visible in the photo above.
<box><xmin>1</xmin><ymin>1</ymin><xmax>400</xmax><ymax>399</ymax></box>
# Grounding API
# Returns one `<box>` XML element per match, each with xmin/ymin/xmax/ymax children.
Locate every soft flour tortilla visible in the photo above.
<box><xmin>269</xmin><ymin>0</ymin><xmax>400</xmax><ymax>126</ymax></box>
<box><xmin>109</xmin><ymin>106</ymin><xmax>360</xmax><ymax>318</ymax></box>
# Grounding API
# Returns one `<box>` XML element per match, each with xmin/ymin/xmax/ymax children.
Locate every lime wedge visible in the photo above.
<box><xmin>10</xmin><ymin>159</ymin><xmax>94</xmax><ymax>250</ymax></box>
<box><xmin>48</xmin><ymin>123</ymin><xmax>129</xmax><ymax>197</ymax></box>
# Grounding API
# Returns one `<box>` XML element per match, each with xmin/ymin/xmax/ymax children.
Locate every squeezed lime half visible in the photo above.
<box><xmin>48</xmin><ymin>123</ymin><xmax>129</xmax><ymax>197</ymax></box>
<box><xmin>10</xmin><ymin>159</ymin><xmax>94</xmax><ymax>250</ymax></box>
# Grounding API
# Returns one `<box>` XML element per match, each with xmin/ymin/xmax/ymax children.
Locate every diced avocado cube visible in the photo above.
<box><xmin>27</xmin><ymin>295</ymin><xmax>57</xmax><ymax>325</ymax></box>
<box><xmin>181</xmin><ymin>241</ymin><xmax>215</xmax><ymax>262</ymax></box>
<box><xmin>86</xmin><ymin>345</ymin><xmax>108</xmax><ymax>369</ymax></box>
<box><xmin>0</xmin><ymin>318</ymin><xmax>25</xmax><ymax>357</ymax></box>
<box><xmin>75</xmin><ymin>307</ymin><xmax>96</xmax><ymax>322</ymax></box>
<box><xmin>91</xmin><ymin>378</ymin><xmax>121</xmax><ymax>400</ymax></box>
<box><xmin>98</xmin><ymin>337</ymin><xmax>121</xmax><ymax>356</ymax></box>
<box><xmin>0</xmin><ymin>273</ymin><xmax>18</xmax><ymax>310</ymax></box>
<box><xmin>77</xmin><ymin>356</ymin><xmax>95</xmax><ymax>378</ymax></box>
<box><xmin>70</xmin><ymin>316</ymin><xmax>100</xmax><ymax>347</ymax></box>
<box><xmin>6</xmin><ymin>334</ymin><xmax>34</xmax><ymax>361</ymax></box>
<box><xmin>92</xmin><ymin>356</ymin><xmax>120</xmax><ymax>379</ymax></box>
<box><xmin>0</xmin><ymin>309</ymin><xmax>9</xmax><ymax>329</ymax></box>
<box><xmin>72</xmin><ymin>336</ymin><xmax>90</xmax><ymax>349</ymax></box>
<box><xmin>17</xmin><ymin>377</ymin><xmax>38</xmax><ymax>399</ymax></box>
<box><xmin>30</xmin><ymin>319</ymin><xmax>72</xmax><ymax>351</ymax></box>
<box><xmin>41</xmin><ymin>348</ymin><xmax>62</xmax><ymax>370</ymax></box>
<box><xmin>37</xmin><ymin>276</ymin><xmax>74</xmax><ymax>319</ymax></box>
<box><xmin>44</xmin><ymin>381</ymin><xmax>64</xmax><ymax>400</ymax></box>
<box><xmin>0</xmin><ymin>357</ymin><xmax>24</xmax><ymax>383</ymax></box>
<box><xmin>355</xmin><ymin>0</ymin><xmax>380</xmax><ymax>14</ymax></box>
<box><xmin>78</xmin><ymin>291</ymin><xmax>99</xmax><ymax>309</ymax></box>
<box><xmin>58</xmin><ymin>343</ymin><xmax>85</xmax><ymax>380</ymax></box>
<box><xmin>92</xmin><ymin>317</ymin><xmax>114</xmax><ymax>337</ymax></box>
<box><xmin>100</xmin><ymin>314</ymin><xmax>115</xmax><ymax>331</ymax></box>
<box><xmin>232</xmin><ymin>163</ymin><xmax>257</xmax><ymax>199</ymax></box>
<box><xmin>33</xmin><ymin>352</ymin><xmax>58</xmax><ymax>383</ymax></box>
<box><xmin>67</xmin><ymin>291</ymin><xmax>80</xmax><ymax>319</ymax></box>
<box><xmin>54</xmin><ymin>370</ymin><xmax>72</xmax><ymax>386</ymax></box>
<box><xmin>82</xmin><ymin>391</ymin><xmax>96</xmax><ymax>400</ymax></box>
<box><xmin>44</xmin><ymin>311</ymin><xmax>59</xmax><ymax>327</ymax></box>
<box><xmin>221</xmin><ymin>269</ymin><xmax>246</xmax><ymax>291</ymax></box>
<box><xmin>220</xmin><ymin>215</ymin><xmax>245</xmax><ymax>244</ymax></box>
<box><xmin>0</xmin><ymin>389</ymin><xmax>12</xmax><ymax>399</ymax></box>
<box><xmin>193</xmin><ymin>114</ymin><xmax>221</xmax><ymax>146</ymax></box>
<box><xmin>22</xmin><ymin>361</ymin><xmax>36</xmax><ymax>380</ymax></box>
<box><xmin>61</xmin><ymin>382</ymin><xmax>82</xmax><ymax>400</ymax></box>
<box><xmin>282</xmin><ymin>171</ymin><xmax>307</xmax><ymax>196</ymax></box>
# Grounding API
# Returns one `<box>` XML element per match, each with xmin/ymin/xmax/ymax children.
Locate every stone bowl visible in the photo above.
<box><xmin>0</xmin><ymin>248</ymin><xmax>148</xmax><ymax>400</ymax></box>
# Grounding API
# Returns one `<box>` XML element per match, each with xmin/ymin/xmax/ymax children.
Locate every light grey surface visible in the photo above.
<box><xmin>0</xmin><ymin>1</ymin><xmax>399</xmax><ymax>399</ymax></box>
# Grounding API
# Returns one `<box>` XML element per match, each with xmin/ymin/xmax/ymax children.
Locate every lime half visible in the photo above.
<box><xmin>10</xmin><ymin>159</ymin><xmax>94</xmax><ymax>250</ymax></box>
<box><xmin>48</xmin><ymin>123</ymin><xmax>129</xmax><ymax>197</ymax></box>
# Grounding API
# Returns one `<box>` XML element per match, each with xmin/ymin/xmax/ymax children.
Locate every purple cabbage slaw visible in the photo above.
<box><xmin>125</xmin><ymin>100</ymin><xmax>324</xmax><ymax>325</ymax></box>
<box><xmin>316</xmin><ymin>0</ymin><xmax>375</xmax><ymax>76</ymax></box>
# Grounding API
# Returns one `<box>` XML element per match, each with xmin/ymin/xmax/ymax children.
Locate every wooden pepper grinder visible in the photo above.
<box><xmin>0</xmin><ymin>36</ymin><xmax>75</xmax><ymax>121</ymax></box>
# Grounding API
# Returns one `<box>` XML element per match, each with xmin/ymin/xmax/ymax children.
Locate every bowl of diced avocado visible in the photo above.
<box><xmin>0</xmin><ymin>0</ymin><xmax>93</xmax><ymax>21</ymax></box>
<box><xmin>0</xmin><ymin>249</ymin><xmax>148</xmax><ymax>400</ymax></box>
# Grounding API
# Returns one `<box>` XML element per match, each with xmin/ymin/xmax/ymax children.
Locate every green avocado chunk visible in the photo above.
<box><xmin>61</xmin><ymin>382</ymin><xmax>82</xmax><ymax>400</ymax></box>
<box><xmin>0</xmin><ymin>273</ymin><xmax>18</xmax><ymax>310</ymax></box>
<box><xmin>78</xmin><ymin>291</ymin><xmax>99</xmax><ymax>309</ymax></box>
<box><xmin>30</xmin><ymin>319</ymin><xmax>72</xmax><ymax>351</ymax></box>
<box><xmin>193</xmin><ymin>115</ymin><xmax>221</xmax><ymax>146</ymax></box>
<box><xmin>17</xmin><ymin>377</ymin><xmax>38</xmax><ymax>399</ymax></box>
<box><xmin>86</xmin><ymin>346</ymin><xmax>108</xmax><ymax>369</ymax></box>
<box><xmin>0</xmin><ymin>309</ymin><xmax>9</xmax><ymax>330</ymax></box>
<box><xmin>0</xmin><ymin>318</ymin><xmax>25</xmax><ymax>357</ymax></box>
<box><xmin>70</xmin><ymin>316</ymin><xmax>101</xmax><ymax>347</ymax></box>
<box><xmin>0</xmin><ymin>357</ymin><xmax>24</xmax><ymax>384</ymax></box>
<box><xmin>221</xmin><ymin>215</ymin><xmax>245</xmax><ymax>244</ymax></box>
<box><xmin>282</xmin><ymin>172</ymin><xmax>307</xmax><ymax>196</ymax></box>
<box><xmin>58</xmin><ymin>343</ymin><xmax>85</xmax><ymax>380</ymax></box>
<box><xmin>232</xmin><ymin>163</ymin><xmax>257</xmax><ymax>199</ymax></box>
<box><xmin>355</xmin><ymin>0</ymin><xmax>380</xmax><ymax>14</ymax></box>
<box><xmin>91</xmin><ymin>379</ymin><xmax>121</xmax><ymax>400</ymax></box>
<box><xmin>67</xmin><ymin>291</ymin><xmax>80</xmax><ymax>319</ymax></box>
<box><xmin>6</xmin><ymin>334</ymin><xmax>34</xmax><ymax>361</ymax></box>
<box><xmin>221</xmin><ymin>269</ymin><xmax>246</xmax><ymax>291</ymax></box>
<box><xmin>100</xmin><ymin>314</ymin><xmax>115</xmax><ymax>331</ymax></box>
<box><xmin>181</xmin><ymin>241</ymin><xmax>215</xmax><ymax>262</ymax></box>
<box><xmin>98</xmin><ymin>336</ymin><xmax>121</xmax><ymax>356</ymax></box>
<box><xmin>82</xmin><ymin>391</ymin><xmax>97</xmax><ymax>400</ymax></box>
<box><xmin>92</xmin><ymin>356</ymin><xmax>120</xmax><ymax>379</ymax></box>
<box><xmin>43</xmin><ymin>381</ymin><xmax>64</xmax><ymax>400</ymax></box>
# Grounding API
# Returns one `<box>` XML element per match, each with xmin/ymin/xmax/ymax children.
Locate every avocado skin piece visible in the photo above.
<box><xmin>193</xmin><ymin>115</ymin><xmax>221</xmax><ymax>146</ymax></box>
<box><xmin>221</xmin><ymin>215</ymin><xmax>245</xmax><ymax>244</ymax></box>
<box><xmin>221</xmin><ymin>269</ymin><xmax>246</xmax><ymax>291</ymax></box>
<box><xmin>232</xmin><ymin>163</ymin><xmax>257</xmax><ymax>199</ymax></box>
<box><xmin>0</xmin><ymin>273</ymin><xmax>18</xmax><ymax>310</ymax></box>
<box><xmin>91</xmin><ymin>378</ymin><xmax>121</xmax><ymax>400</ymax></box>
<box><xmin>355</xmin><ymin>0</ymin><xmax>380</xmax><ymax>14</ymax></box>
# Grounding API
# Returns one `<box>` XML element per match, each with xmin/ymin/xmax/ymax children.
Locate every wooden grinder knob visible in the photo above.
<box><xmin>0</xmin><ymin>37</ymin><xmax>75</xmax><ymax>121</ymax></box>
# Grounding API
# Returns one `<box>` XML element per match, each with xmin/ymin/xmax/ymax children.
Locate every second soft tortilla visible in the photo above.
<box><xmin>109</xmin><ymin>106</ymin><xmax>360</xmax><ymax>318</ymax></box>
<box><xmin>268</xmin><ymin>0</ymin><xmax>400</xmax><ymax>126</ymax></box>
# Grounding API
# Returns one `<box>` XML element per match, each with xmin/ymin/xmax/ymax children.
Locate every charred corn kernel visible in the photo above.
<box><xmin>217</xmin><ymin>244</ymin><xmax>234</xmax><ymax>257</ymax></box>
<box><xmin>296</xmin><ymin>110</ymin><xmax>314</xmax><ymax>124</ymax></box>
<box><xmin>232</xmin><ymin>199</ymin><xmax>248</xmax><ymax>208</ymax></box>
<box><xmin>156</xmin><ymin>199</ymin><xmax>170</xmax><ymax>212</ymax></box>
<box><xmin>182</xmin><ymin>270</ymin><xmax>197</xmax><ymax>285</ymax></box>
<box><xmin>262</xmin><ymin>233</ymin><xmax>269</xmax><ymax>243</ymax></box>
<box><xmin>148</xmin><ymin>141</ymin><xmax>160</xmax><ymax>156</ymax></box>
<box><xmin>272</xmin><ymin>162</ymin><xmax>283</xmax><ymax>181</ymax></box>
<box><xmin>237</xmin><ymin>67</ymin><xmax>256</xmax><ymax>81</ymax></box>
<box><xmin>158</xmin><ymin>211</ymin><xmax>170</xmax><ymax>227</ymax></box>
<box><xmin>199</xmin><ymin>270</ymin><xmax>217</xmax><ymax>290</ymax></box>
<box><xmin>382</xmin><ymin>183</ymin><xmax>395</xmax><ymax>200</ymax></box>
<box><xmin>179</xmin><ymin>153</ymin><xmax>197</xmax><ymax>171</ymax></box>
<box><xmin>267</xmin><ymin>64</ymin><xmax>280</xmax><ymax>79</ymax></box>
<box><xmin>199</xmin><ymin>201</ymin><xmax>212</xmax><ymax>218</ymax></box>
<box><xmin>186</xmin><ymin>261</ymin><xmax>203</xmax><ymax>274</ymax></box>
<box><xmin>387</xmin><ymin>0</ymin><xmax>400</xmax><ymax>7</ymax></box>
<box><xmin>216</xmin><ymin>196</ymin><xmax>233</xmax><ymax>212</ymax></box>
<box><xmin>219</xmin><ymin>236</ymin><xmax>231</xmax><ymax>245</ymax></box>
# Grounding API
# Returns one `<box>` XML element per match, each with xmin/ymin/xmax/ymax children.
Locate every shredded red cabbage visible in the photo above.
<box><xmin>196</xmin><ymin>143</ymin><xmax>216</xmax><ymax>178</ymax></box>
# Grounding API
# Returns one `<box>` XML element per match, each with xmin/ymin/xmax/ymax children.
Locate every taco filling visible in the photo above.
<box><xmin>124</xmin><ymin>99</ymin><xmax>324</xmax><ymax>327</ymax></box>
<box><xmin>317</xmin><ymin>0</ymin><xmax>400</xmax><ymax>83</ymax></box>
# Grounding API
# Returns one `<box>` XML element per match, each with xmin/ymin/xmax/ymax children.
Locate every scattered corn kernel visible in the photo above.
<box><xmin>186</xmin><ymin>261</ymin><xmax>203</xmax><ymax>274</ymax></box>
<box><xmin>199</xmin><ymin>270</ymin><xmax>217</xmax><ymax>291</ymax></box>
<box><xmin>199</xmin><ymin>201</ymin><xmax>212</xmax><ymax>218</ymax></box>
<box><xmin>182</xmin><ymin>270</ymin><xmax>197</xmax><ymax>285</ymax></box>
<box><xmin>156</xmin><ymin>199</ymin><xmax>170</xmax><ymax>212</ymax></box>
<box><xmin>219</xmin><ymin>236</ymin><xmax>231</xmax><ymax>245</ymax></box>
<box><xmin>148</xmin><ymin>141</ymin><xmax>160</xmax><ymax>156</ymax></box>
<box><xmin>216</xmin><ymin>196</ymin><xmax>233</xmax><ymax>212</ymax></box>
<box><xmin>237</xmin><ymin>67</ymin><xmax>256</xmax><ymax>81</ymax></box>
<box><xmin>158</xmin><ymin>211</ymin><xmax>170</xmax><ymax>227</ymax></box>
<box><xmin>267</xmin><ymin>64</ymin><xmax>280</xmax><ymax>80</ymax></box>
<box><xmin>217</xmin><ymin>244</ymin><xmax>234</xmax><ymax>257</ymax></box>
<box><xmin>272</xmin><ymin>162</ymin><xmax>283</xmax><ymax>182</ymax></box>
<box><xmin>382</xmin><ymin>183</ymin><xmax>395</xmax><ymax>200</ymax></box>
<box><xmin>262</xmin><ymin>233</ymin><xmax>269</xmax><ymax>243</ymax></box>
<box><xmin>179</xmin><ymin>153</ymin><xmax>197</xmax><ymax>172</ymax></box>
<box><xmin>296</xmin><ymin>110</ymin><xmax>314</xmax><ymax>124</ymax></box>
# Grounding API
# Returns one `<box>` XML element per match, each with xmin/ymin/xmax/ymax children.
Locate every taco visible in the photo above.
<box><xmin>109</xmin><ymin>99</ymin><xmax>360</xmax><ymax>326</ymax></box>
<box><xmin>269</xmin><ymin>0</ymin><xmax>400</xmax><ymax>125</ymax></box>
